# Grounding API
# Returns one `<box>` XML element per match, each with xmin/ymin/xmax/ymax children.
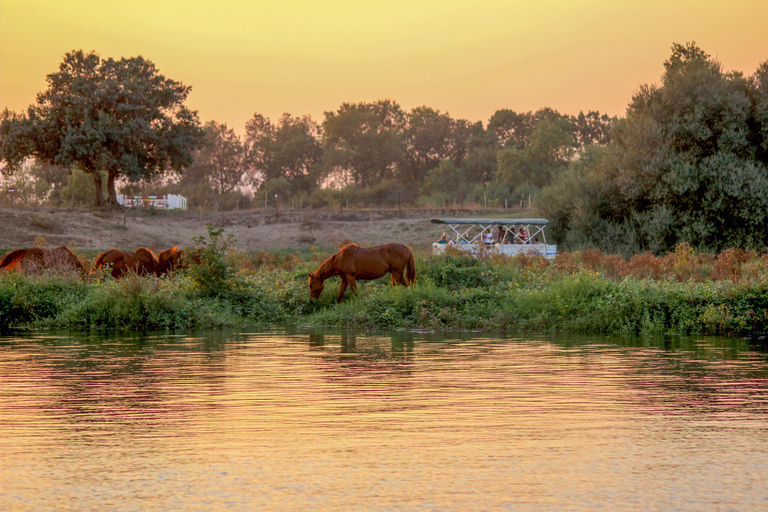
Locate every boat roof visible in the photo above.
<box><xmin>431</xmin><ymin>218</ymin><xmax>549</xmax><ymax>226</ymax></box>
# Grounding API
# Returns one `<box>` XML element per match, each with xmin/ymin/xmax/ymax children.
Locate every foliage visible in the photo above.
<box><xmin>540</xmin><ymin>42</ymin><xmax>768</xmax><ymax>254</ymax></box>
<box><xmin>0</xmin><ymin>50</ymin><xmax>203</xmax><ymax>207</ymax></box>
<box><xmin>321</xmin><ymin>100</ymin><xmax>406</xmax><ymax>188</ymax></box>
<box><xmin>5</xmin><ymin>246</ymin><xmax>768</xmax><ymax>336</ymax></box>
<box><xmin>188</xmin><ymin>225</ymin><xmax>238</xmax><ymax>298</ymax></box>
<box><xmin>245</xmin><ymin>113</ymin><xmax>324</xmax><ymax>195</ymax></box>
<box><xmin>179</xmin><ymin>121</ymin><xmax>248</xmax><ymax>195</ymax></box>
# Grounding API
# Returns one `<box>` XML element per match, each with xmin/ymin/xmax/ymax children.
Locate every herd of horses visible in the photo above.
<box><xmin>1</xmin><ymin>242</ymin><xmax>417</xmax><ymax>302</ymax></box>
<box><xmin>0</xmin><ymin>245</ymin><xmax>192</xmax><ymax>278</ymax></box>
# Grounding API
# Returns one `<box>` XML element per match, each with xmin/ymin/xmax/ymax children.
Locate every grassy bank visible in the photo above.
<box><xmin>3</xmin><ymin>242</ymin><xmax>768</xmax><ymax>336</ymax></box>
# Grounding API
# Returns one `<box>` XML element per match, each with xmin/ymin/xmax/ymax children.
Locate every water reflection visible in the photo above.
<box><xmin>1</xmin><ymin>329</ymin><xmax>767</xmax><ymax>511</ymax></box>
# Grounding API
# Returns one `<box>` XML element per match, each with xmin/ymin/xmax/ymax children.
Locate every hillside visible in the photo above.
<box><xmin>0</xmin><ymin>206</ymin><xmax>519</xmax><ymax>254</ymax></box>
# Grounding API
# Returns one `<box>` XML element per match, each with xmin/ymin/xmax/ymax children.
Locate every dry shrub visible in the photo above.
<box><xmin>510</xmin><ymin>252</ymin><xmax>541</xmax><ymax>271</ymax></box>
<box><xmin>580</xmin><ymin>248</ymin><xmax>626</xmax><ymax>279</ymax></box>
<box><xmin>626</xmin><ymin>251</ymin><xmax>664</xmax><ymax>280</ymax></box>
<box><xmin>655</xmin><ymin>243</ymin><xmax>715</xmax><ymax>281</ymax></box>
<box><xmin>712</xmin><ymin>248</ymin><xmax>757</xmax><ymax>283</ymax></box>
<box><xmin>553</xmin><ymin>251</ymin><xmax>579</xmax><ymax>274</ymax></box>
<box><xmin>740</xmin><ymin>253</ymin><xmax>768</xmax><ymax>283</ymax></box>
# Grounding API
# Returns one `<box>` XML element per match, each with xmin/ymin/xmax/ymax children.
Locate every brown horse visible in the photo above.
<box><xmin>308</xmin><ymin>243</ymin><xmax>416</xmax><ymax>303</ymax></box>
<box><xmin>0</xmin><ymin>246</ymin><xmax>84</xmax><ymax>273</ymax></box>
<box><xmin>90</xmin><ymin>247</ymin><xmax>160</xmax><ymax>278</ymax></box>
<box><xmin>157</xmin><ymin>246</ymin><xmax>202</xmax><ymax>275</ymax></box>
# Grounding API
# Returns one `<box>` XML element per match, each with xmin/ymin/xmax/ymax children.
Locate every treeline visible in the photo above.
<box><xmin>1</xmin><ymin>103</ymin><xmax>613</xmax><ymax>212</ymax></box>
<box><xmin>3</xmin><ymin>43</ymin><xmax>768</xmax><ymax>255</ymax></box>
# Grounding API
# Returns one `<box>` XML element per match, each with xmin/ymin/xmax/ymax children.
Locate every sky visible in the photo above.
<box><xmin>2</xmin><ymin>0</ymin><xmax>767</xmax><ymax>133</ymax></box>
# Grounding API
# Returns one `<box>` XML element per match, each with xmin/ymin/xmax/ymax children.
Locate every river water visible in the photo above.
<box><xmin>1</xmin><ymin>329</ymin><xmax>767</xmax><ymax>511</ymax></box>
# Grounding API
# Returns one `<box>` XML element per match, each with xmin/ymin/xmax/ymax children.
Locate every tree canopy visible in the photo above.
<box><xmin>540</xmin><ymin>42</ymin><xmax>768</xmax><ymax>254</ymax></box>
<box><xmin>0</xmin><ymin>50</ymin><xmax>203</xmax><ymax>207</ymax></box>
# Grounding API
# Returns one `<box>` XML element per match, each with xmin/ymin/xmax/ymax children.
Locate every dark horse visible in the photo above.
<box><xmin>308</xmin><ymin>243</ymin><xmax>416</xmax><ymax>303</ymax></box>
<box><xmin>90</xmin><ymin>247</ymin><xmax>160</xmax><ymax>278</ymax></box>
<box><xmin>0</xmin><ymin>246</ymin><xmax>84</xmax><ymax>273</ymax></box>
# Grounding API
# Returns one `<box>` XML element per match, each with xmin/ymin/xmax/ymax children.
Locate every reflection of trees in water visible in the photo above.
<box><xmin>2</xmin><ymin>330</ymin><xmax>241</xmax><ymax>437</ymax></box>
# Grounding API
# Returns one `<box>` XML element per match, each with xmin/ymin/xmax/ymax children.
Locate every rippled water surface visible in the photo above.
<box><xmin>1</xmin><ymin>329</ymin><xmax>767</xmax><ymax>511</ymax></box>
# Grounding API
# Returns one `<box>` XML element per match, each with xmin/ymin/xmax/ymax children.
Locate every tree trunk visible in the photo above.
<box><xmin>107</xmin><ymin>170</ymin><xmax>119</xmax><ymax>206</ymax></box>
<box><xmin>92</xmin><ymin>171</ymin><xmax>105</xmax><ymax>208</ymax></box>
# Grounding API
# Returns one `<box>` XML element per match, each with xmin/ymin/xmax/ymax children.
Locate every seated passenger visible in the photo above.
<box><xmin>518</xmin><ymin>227</ymin><xmax>529</xmax><ymax>244</ymax></box>
<box><xmin>437</xmin><ymin>232</ymin><xmax>450</xmax><ymax>244</ymax></box>
<box><xmin>483</xmin><ymin>229</ymin><xmax>494</xmax><ymax>245</ymax></box>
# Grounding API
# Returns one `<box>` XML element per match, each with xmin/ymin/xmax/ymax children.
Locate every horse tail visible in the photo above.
<box><xmin>0</xmin><ymin>249</ymin><xmax>26</xmax><ymax>270</ymax></box>
<box><xmin>406</xmin><ymin>248</ymin><xmax>416</xmax><ymax>285</ymax></box>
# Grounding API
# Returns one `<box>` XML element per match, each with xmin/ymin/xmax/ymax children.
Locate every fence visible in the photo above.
<box><xmin>116</xmin><ymin>194</ymin><xmax>187</xmax><ymax>210</ymax></box>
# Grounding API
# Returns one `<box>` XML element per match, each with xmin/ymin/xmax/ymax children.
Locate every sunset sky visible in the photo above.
<box><xmin>2</xmin><ymin>0</ymin><xmax>767</xmax><ymax>133</ymax></box>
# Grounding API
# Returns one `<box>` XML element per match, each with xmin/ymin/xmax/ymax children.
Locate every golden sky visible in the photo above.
<box><xmin>2</xmin><ymin>0</ymin><xmax>767</xmax><ymax>132</ymax></box>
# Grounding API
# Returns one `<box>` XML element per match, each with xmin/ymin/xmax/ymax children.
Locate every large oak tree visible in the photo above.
<box><xmin>0</xmin><ymin>50</ymin><xmax>203</xmax><ymax>207</ymax></box>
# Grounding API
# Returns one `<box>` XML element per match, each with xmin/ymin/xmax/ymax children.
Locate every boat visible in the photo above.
<box><xmin>431</xmin><ymin>218</ymin><xmax>557</xmax><ymax>259</ymax></box>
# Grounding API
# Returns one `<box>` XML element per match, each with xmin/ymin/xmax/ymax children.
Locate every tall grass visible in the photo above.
<box><xmin>4</xmin><ymin>243</ymin><xmax>768</xmax><ymax>335</ymax></box>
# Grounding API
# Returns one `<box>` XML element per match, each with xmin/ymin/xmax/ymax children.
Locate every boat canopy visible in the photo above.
<box><xmin>430</xmin><ymin>218</ymin><xmax>556</xmax><ymax>258</ymax></box>
<box><xmin>431</xmin><ymin>218</ymin><xmax>549</xmax><ymax>244</ymax></box>
<box><xmin>431</xmin><ymin>218</ymin><xmax>549</xmax><ymax>226</ymax></box>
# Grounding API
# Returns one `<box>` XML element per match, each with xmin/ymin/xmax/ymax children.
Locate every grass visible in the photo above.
<box><xmin>4</xmin><ymin>242</ymin><xmax>768</xmax><ymax>335</ymax></box>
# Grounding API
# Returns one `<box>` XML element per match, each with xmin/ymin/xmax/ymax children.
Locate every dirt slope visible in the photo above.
<box><xmin>0</xmin><ymin>206</ymin><xmax>506</xmax><ymax>254</ymax></box>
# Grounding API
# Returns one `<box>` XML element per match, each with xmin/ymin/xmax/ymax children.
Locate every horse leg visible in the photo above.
<box><xmin>337</xmin><ymin>277</ymin><xmax>348</xmax><ymax>303</ymax></box>
<box><xmin>392</xmin><ymin>270</ymin><xmax>406</xmax><ymax>285</ymax></box>
<box><xmin>347</xmin><ymin>276</ymin><xmax>358</xmax><ymax>295</ymax></box>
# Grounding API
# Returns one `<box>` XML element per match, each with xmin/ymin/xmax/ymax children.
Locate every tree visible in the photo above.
<box><xmin>496</xmin><ymin>117</ymin><xmax>575</xmax><ymax>190</ymax></box>
<box><xmin>420</xmin><ymin>159</ymin><xmax>473</xmax><ymax>206</ymax></box>
<box><xmin>461</xmin><ymin>121</ymin><xmax>498</xmax><ymax>184</ymax></box>
<box><xmin>245</xmin><ymin>113</ymin><xmax>323</xmax><ymax>195</ymax></box>
<box><xmin>321</xmin><ymin>100</ymin><xmax>405</xmax><ymax>187</ymax></box>
<box><xmin>399</xmin><ymin>106</ymin><xmax>456</xmax><ymax>186</ymax></box>
<box><xmin>0</xmin><ymin>50</ymin><xmax>203</xmax><ymax>207</ymax></box>
<box><xmin>182</xmin><ymin>121</ymin><xmax>248</xmax><ymax>195</ymax></box>
<box><xmin>540</xmin><ymin>42</ymin><xmax>768</xmax><ymax>254</ymax></box>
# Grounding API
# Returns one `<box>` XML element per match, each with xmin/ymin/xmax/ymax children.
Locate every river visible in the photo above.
<box><xmin>1</xmin><ymin>329</ymin><xmax>767</xmax><ymax>511</ymax></box>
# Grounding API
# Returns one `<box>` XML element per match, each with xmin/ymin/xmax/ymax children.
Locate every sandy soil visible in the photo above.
<box><xmin>0</xmin><ymin>206</ymin><xmax>506</xmax><ymax>255</ymax></box>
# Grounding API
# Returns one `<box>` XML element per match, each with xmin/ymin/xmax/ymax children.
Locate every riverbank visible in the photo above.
<box><xmin>3</xmin><ymin>242</ymin><xmax>768</xmax><ymax>337</ymax></box>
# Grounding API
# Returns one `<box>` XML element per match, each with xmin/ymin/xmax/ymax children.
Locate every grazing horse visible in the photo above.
<box><xmin>0</xmin><ymin>246</ymin><xmax>84</xmax><ymax>273</ymax></box>
<box><xmin>157</xmin><ymin>246</ymin><xmax>203</xmax><ymax>275</ymax></box>
<box><xmin>308</xmin><ymin>243</ymin><xmax>416</xmax><ymax>303</ymax></box>
<box><xmin>90</xmin><ymin>247</ymin><xmax>160</xmax><ymax>278</ymax></box>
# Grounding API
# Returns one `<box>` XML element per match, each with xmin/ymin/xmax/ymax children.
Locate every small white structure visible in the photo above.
<box><xmin>116</xmin><ymin>194</ymin><xmax>187</xmax><ymax>210</ymax></box>
<box><xmin>431</xmin><ymin>218</ymin><xmax>557</xmax><ymax>260</ymax></box>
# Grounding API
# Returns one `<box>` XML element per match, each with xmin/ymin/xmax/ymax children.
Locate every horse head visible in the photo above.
<box><xmin>157</xmin><ymin>245</ymin><xmax>181</xmax><ymax>274</ymax></box>
<box><xmin>308</xmin><ymin>272</ymin><xmax>324</xmax><ymax>299</ymax></box>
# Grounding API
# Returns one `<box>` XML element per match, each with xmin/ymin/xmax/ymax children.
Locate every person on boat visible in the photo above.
<box><xmin>457</xmin><ymin>234</ymin><xmax>469</xmax><ymax>244</ymax></box>
<box><xmin>483</xmin><ymin>229</ymin><xmax>494</xmax><ymax>245</ymax></box>
<box><xmin>437</xmin><ymin>232</ymin><xmax>450</xmax><ymax>244</ymax></box>
<box><xmin>518</xmin><ymin>227</ymin><xmax>529</xmax><ymax>244</ymax></box>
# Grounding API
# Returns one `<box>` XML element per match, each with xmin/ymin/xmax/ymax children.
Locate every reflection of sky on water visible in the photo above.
<box><xmin>1</xmin><ymin>330</ymin><xmax>767</xmax><ymax>511</ymax></box>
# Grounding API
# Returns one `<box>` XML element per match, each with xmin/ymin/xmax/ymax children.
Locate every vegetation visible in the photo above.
<box><xmin>540</xmin><ymin>42</ymin><xmax>768</xmax><ymax>255</ymax></box>
<box><xmin>4</xmin><ymin>236</ymin><xmax>768</xmax><ymax>337</ymax></box>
